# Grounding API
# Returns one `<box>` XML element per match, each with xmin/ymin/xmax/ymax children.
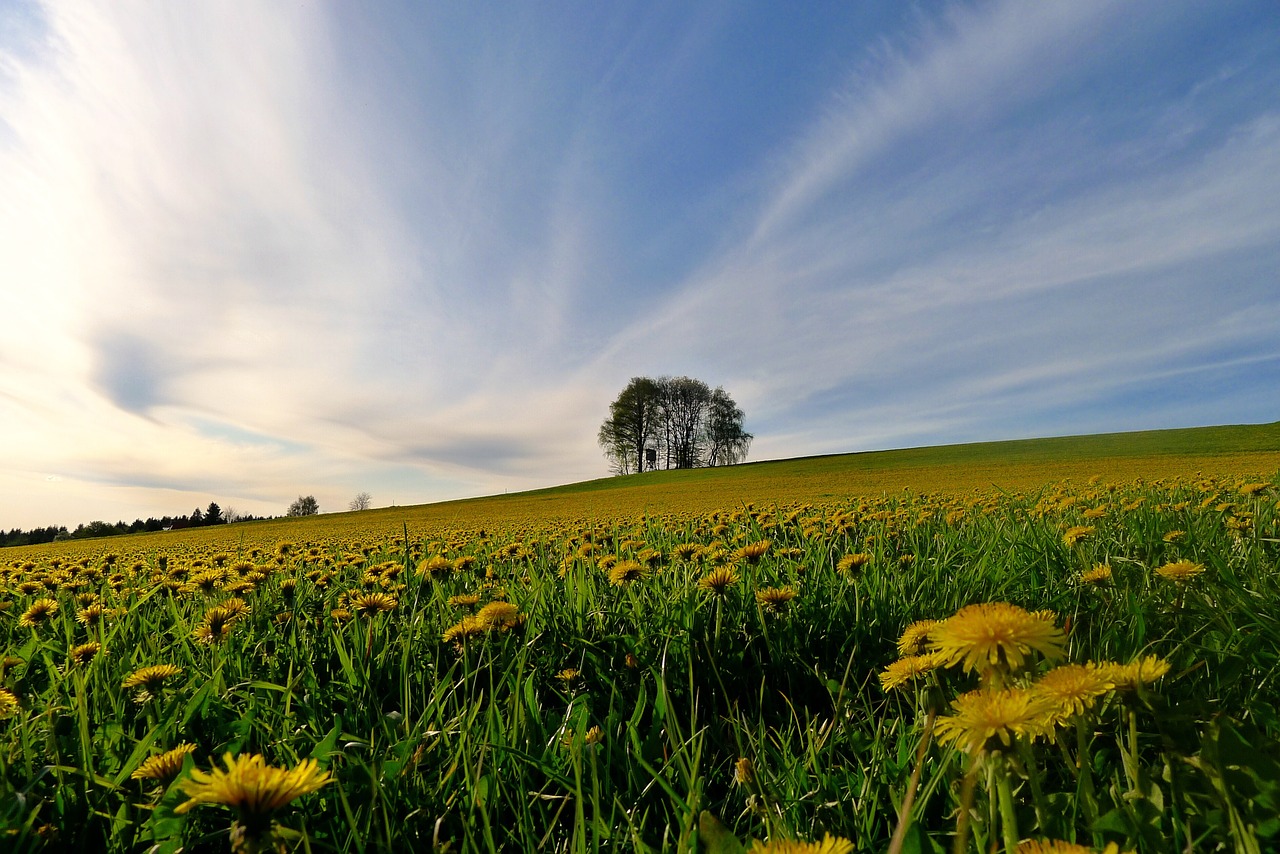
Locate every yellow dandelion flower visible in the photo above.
<box><xmin>749</xmin><ymin>834</ymin><xmax>855</xmax><ymax>854</ymax></box>
<box><xmin>697</xmin><ymin>567</ymin><xmax>739</xmax><ymax>595</ymax></box>
<box><xmin>1154</xmin><ymin>559</ymin><xmax>1205</xmax><ymax>583</ymax></box>
<box><xmin>417</xmin><ymin>555</ymin><xmax>453</xmax><ymax>578</ymax></box>
<box><xmin>583</xmin><ymin>725</ymin><xmax>604</xmax><ymax>746</ymax></box>
<box><xmin>555</xmin><ymin>667</ymin><xmax>581</xmax><ymax>685</ymax></box>
<box><xmin>68</xmin><ymin>641</ymin><xmax>102</xmax><ymax>666</ymax></box>
<box><xmin>476</xmin><ymin>601</ymin><xmax>521</xmax><ymax>630</ymax></box>
<box><xmin>673</xmin><ymin>543</ymin><xmax>701</xmax><ymax>561</ymax></box>
<box><xmin>132</xmin><ymin>743</ymin><xmax>198</xmax><ymax>783</ymax></box>
<box><xmin>608</xmin><ymin>560</ymin><xmax>646</xmax><ymax>586</ymax></box>
<box><xmin>1078</xmin><ymin>564</ymin><xmax>1112</xmax><ymax>585</ymax></box>
<box><xmin>1031</xmin><ymin>663</ymin><xmax>1115</xmax><ymax>726</ymax></box>
<box><xmin>1102</xmin><ymin>655</ymin><xmax>1171</xmax><ymax>692</ymax></box>
<box><xmin>350</xmin><ymin>591</ymin><xmax>397</xmax><ymax>618</ymax></box>
<box><xmin>934</xmin><ymin>686</ymin><xmax>1053</xmax><ymax>755</ymax></box>
<box><xmin>755</xmin><ymin>586</ymin><xmax>798</xmax><ymax>612</ymax></box>
<box><xmin>1014</xmin><ymin>842</ymin><xmax>1090</xmax><ymax>854</ymax></box>
<box><xmin>879</xmin><ymin>651</ymin><xmax>945</xmax><ymax>692</ymax></box>
<box><xmin>193</xmin><ymin>617</ymin><xmax>234</xmax><ymax>645</ymax></box>
<box><xmin>1062</xmin><ymin>526</ymin><xmax>1095</xmax><ymax>547</ymax></box>
<box><xmin>1162</xmin><ymin>530</ymin><xmax>1185</xmax><ymax>543</ymax></box>
<box><xmin>175</xmin><ymin>752</ymin><xmax>331</xmax><ymax>821</ymax></box>
<box><xmin>836</xmin><ymin>553</ymin><xmax>873</xmax><ymax>574</ymax></box>
<box><xmin>18</xmin><ymin>597</ymin><xmax>59</xmax><ymax>628</ymax></box>
<box><xmin>0</xmin><ymin>687</ymin><xmax>19</xmax><ymax>717</ymax></box>
<box><xmin>448</xmin><ymin>593</ymin><xmax>481</xmax><ymax>609</ymax></box>
<box><xmin>329</xmin><ymin>607</ymin><xmax>352</xmax><ymax>623</ymax></box>
<box><xmin>896</xmin><ymin>619</ymin><xmax>941</xmax><ymax>656</ymax></box>
<box><xmin>122</xmin><ymin>664</ymin><xmax>183</xmax><ymax>703</ymax></box>
<box><xmin>1238</xmin><ymin>482</ymin><xmax>1269</xmax><ymax>496</ymax></box>
<box><xmin>733</xmin><ymin>757</ymin><xmax>754</xmax><ymax>785</ymax></box>
<box><xmin>930</xmin><ymin>602</ymin><xmax>1066</xmax><ymax>675</ymax></box>
<box><xmin>442</xmin><ymin>615</ymin><xmax>485</xmax><ymax>644</ymax></box>
<box><xmin>736</xmin><ymin>541</ymin><xmax>771</xmax><ymax>564</ymax></box>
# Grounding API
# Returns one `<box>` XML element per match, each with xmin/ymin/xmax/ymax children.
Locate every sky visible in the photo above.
<box><xmin>1</xmin><ymin>1</ymin><xmax>1278</xmax><ymax>530</ymax></box>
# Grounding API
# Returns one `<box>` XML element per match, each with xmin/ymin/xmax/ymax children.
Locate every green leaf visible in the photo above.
<box><xmin>698</xmin><ymin>811</ymin><xmax>746</xmax><ymax>854</ymax></box>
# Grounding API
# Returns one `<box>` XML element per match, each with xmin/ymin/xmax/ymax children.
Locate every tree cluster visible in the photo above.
<box><xmin>287</xmin><ymin>495</ymin><xmax>320</xmax><ymax>516</ymax></box>
<box><xmin>598</xmin><ymin>376</ymin><xmax>752</xmax><ymax>475</ymax></box>
<box><xmin>0</xmin><ymin>502</ymin><xmax>276</xmax><ymax>548</ymax></box>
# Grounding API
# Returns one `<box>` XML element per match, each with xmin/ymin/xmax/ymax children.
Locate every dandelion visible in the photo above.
<box><xmin>19</xmin><ymin>597</ymin><xmax>58</xmax><ymax>628</ymax></box>
<box><xmin>176</xmin><ymin>753</ymin><xmax>332</xmax><ymax>854</ymax></box>
<box><xmin>555</xmin><ymin>668</ymin><xmax>581</xmax><ymax>688</ymax></box>
<box><xmin>476</xmin><ymin>601</ymin><xmax>521</xmax><ymax>630</ymax></box>
<box><xmin>448</xmin><ymin>593</ymin><xmax>481</xmax><ymax>609</ymax></box>
<box><xmin>697</xmin><ymin>567</ymin><xmax>739</xmax><ymax>595</ymax></box>
<box><xmin>0</xmin><ymin>687</ymin><xmax>19</xmax><ymax>718</ymax></box>
<box><xmin>934</xmin><ymin>687</ymin><xmax>1053</xmax><ymax>755</ymax></box>
<box><xmin>1238</xmin><ymin>481</ymin><xmax>1269</xmax><ymax>496</ymax></box>
<box><xmin>608</xmin><ymin>560</ymin><xmax>646</xmax><ymax>586</ymax></box>
<box><xmin>896</xmin><ymin>619</ymin><xmax>941</xmax><ymax>656</ymax></box>
<box><xmin>1062</xmin><ymin>526</ymin><xmax>1094</xmax><ymax>547</ymax></box>
<box><xmin>1102</xmin><ymin>655</ymin><xmax>1171</xmax><ymax>692</ymax></box>
<box><xmin>1154</xmin><ymin>559</ymin><xmax>1205</xmax><ymax>583</ymax></box>
<box><xmin>1017</xmin><ymin>841</ymin><xmax>1122</xmax><ymax>854</ymax></box>
<box><xmin>418</xmin><ymin>555</ymin><xmax>453</xmax><ymax>578</ymax></box>
<box><xmin>1078</xmin><ymin>564</ymin><xmax>1112</xmax><ymax>585</ymax></box>
<box><xmin>755</xmin><ymin>586</ymin><xmax>798</xmax><ymax>612</ymax></box>
<box><xmin>1031</xmin><ymin>663</ymin><xmax>1114</xmax><ymax>726</ymax></box>
<box><xmin>1162</xmin><ymin>530</ymin><xmax>1185</xmax><ymax>543</ymax></box>
<box><xmin>733</xmin><ymin>757</ymin><xmax>754</xmax><ymax>785</ymax></box>
<box><xmin>879</xmin><ymin>651</ymin><xmax>945</xmax><ymax>692</ymax></box>
<box><xmin>68</xmin><ymin>641</ymin><xmax>102</xmax><ymax>667</ymax></box>
<box><xmin>132</xmin><ymin>743</ymin><xmax>198</xmax><ymax>784</ymax></box>
<box><xmin>930</xmin><ymin>602</ymin><xmax>1066</xmax><ymax>676</ymax></box>
<box><xmin>736</xmin><ymin>541</ymin><xmax>771</xmax><ymax>564</ymax></box>
<box><xmin>349</xmin><ymin>591</ymin><xmax>397</xmax><ymax>618</ymax></box>
<box><xmin>442</xmin><ymin>615</ymin><xmax>485</xmax><ymax>644</ymax></box>
<box><xmin>749</xmin><ymin>835</ymin><xmax>854</xmax><ymax>854</ymax></box>
<box><xmin>193</xmin><ymin>607</ymin><xmax>240</xmax><ymax>645</ymax></box>
<box><xmin>673</xmin><ymin>543</ymin><xmax>701</xmax><ymax>561</ymax></box>
<box><xmin>836</xmin><ymin>552</ymin><xmax>873</xmax><ymax>574</ymax></box>
<box><xmin>122</xmin><ymin>664</ymin><xmax>183</xmax><ymax>703</ymax></box>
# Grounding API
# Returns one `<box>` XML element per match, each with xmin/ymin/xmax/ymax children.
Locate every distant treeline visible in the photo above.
<box><xmin>0</xmin><ymin>502</ymin><xmax>274</xmax><ymax>548</ymax></box>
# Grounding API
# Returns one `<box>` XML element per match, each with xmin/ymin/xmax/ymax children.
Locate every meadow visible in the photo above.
<box><xmin>2</xmin><ymin>424</ymin><xmax>1279</xmax><ymax>852</ymax></box>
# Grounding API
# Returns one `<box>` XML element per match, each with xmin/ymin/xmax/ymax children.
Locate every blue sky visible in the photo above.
<box><xmin>1</xmin><ymin>1</ymin><xmax>1278</xmax><ymax>529</ymax></box>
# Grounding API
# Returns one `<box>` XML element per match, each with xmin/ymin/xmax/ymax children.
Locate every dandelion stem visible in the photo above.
<box><xmin>994</xmin><ymin>754</ymin><xmax>1020</xmax><ymax>853</ymax></box>
<box><xmin>952</xmin><ymin>753</ymin><xmax>981</xmax><ymax>854</ymax></box>
<box><xmin>888</xmin><ymin>706</ymin><xmax>935</xmax><ymax>854</ymax></box>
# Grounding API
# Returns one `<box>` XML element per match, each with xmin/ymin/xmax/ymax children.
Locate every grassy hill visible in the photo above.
<box><xmin>321</xmin><ymin>421</ymin><xmax>1280</xmax><ymax>534</ymax></box>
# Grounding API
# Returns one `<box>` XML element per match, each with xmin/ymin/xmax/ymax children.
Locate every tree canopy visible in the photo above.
<box><xmin>598</xmin><ymin>376</ymin><xmax>751</xmax><ymax>474</ymax></box>
<box><xmin>287</xmin><ymin>495</ymin><xmax>319</xmax><ymax>516</ymax></box>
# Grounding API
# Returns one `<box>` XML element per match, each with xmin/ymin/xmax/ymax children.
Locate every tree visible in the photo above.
<box><xmin>287</xmin><ymin>495</ymin><xmax>319</xmax><ymax>516</ymax></box>
<box><xmin>190</xmin><ymin>507</ymin><xmax>204</xmax><ymax>526</ymax></box>
<box><xmin>705</xmin><ymin>386</ymin><xmax>753</xmax><ymax>466</ymax></box>
<box><xmin>222</xmin><ymin>505</ymin><xmax>237</xmax><ymax>524</ymax></box>
<box><xmin>657</xmin><ymin>376</ymin><xmax>711</xmax><ymax>470</ymax></box>
<box><xmin>600</xmin><ymin>376</ymin><xmax>750</xmax><ymax>473</ymax></box>
<box><xmin>598</xmin><ymin>377</ymin><xmax>662</xmax><ymax>474</ymax></box>
<box><xmin>205</xmin><ymin>502</ymin><xmax>224</xmax><ymax>525</ymax></box>
<box><xmin>349</xmin><ymin>492</ymin><xmax>372</xmax><ymax>512</ymax></box>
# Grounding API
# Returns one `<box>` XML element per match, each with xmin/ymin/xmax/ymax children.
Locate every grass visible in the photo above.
<box><xmin>1</xmin><ymin>422</ymin><xmax>1279</xmax><ymax>852</ymax></box>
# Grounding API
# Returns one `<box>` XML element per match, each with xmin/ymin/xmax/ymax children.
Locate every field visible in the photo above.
<box><xmin>2</xmin><ymin>423</ymin><xmax>1280</xmax><ymax>852</ymax></box>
